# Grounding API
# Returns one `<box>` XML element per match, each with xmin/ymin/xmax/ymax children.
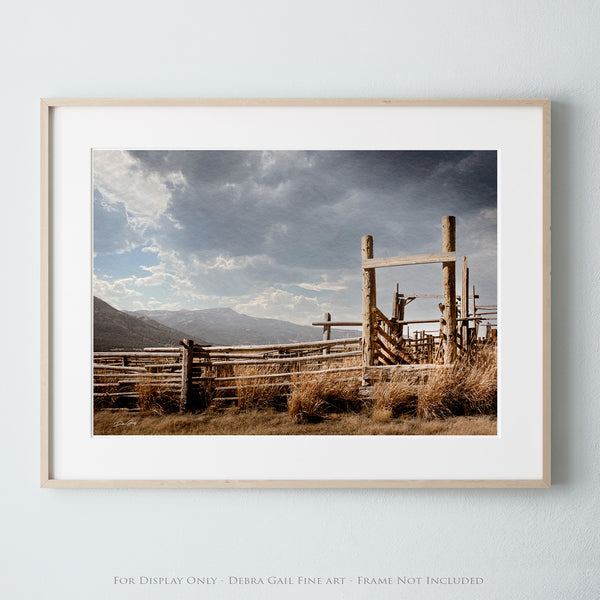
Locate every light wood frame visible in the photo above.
<box><xmin>40</xmin><ymin>98</ymin><xmax>551</xmax><ymax>488</ymax></box>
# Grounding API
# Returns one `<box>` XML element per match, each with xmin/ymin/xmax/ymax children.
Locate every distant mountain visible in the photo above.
<box><xmin>93</xmin><ymin>297</ymin><xmax>207</xmax><ymax>351</ymax></box>
<box><xmin>131</xmin><ymin>306</ymin><xmax>360</xmax><ymax>346</ymax></box>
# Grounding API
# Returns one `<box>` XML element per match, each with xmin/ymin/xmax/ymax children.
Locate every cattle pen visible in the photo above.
<box><xmin>93</xmin><ymin>216</ymin><xmax>497</xmax><ymax>421</ymax></box>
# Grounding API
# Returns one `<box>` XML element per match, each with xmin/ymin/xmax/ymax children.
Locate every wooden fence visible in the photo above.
<box><xmin>358</xmin><ymin>216</ymin><xmax>497</xmax><ymax>372</ymax></box>
<box><xmin>94</xmin><ymin>337</ymin><xmax>362</xmax><ymax>411</ymax></box>
<box><xmin>94</xmin><ymin>215</ymin><xmax>498</xmax><ymax>411</ymax></box>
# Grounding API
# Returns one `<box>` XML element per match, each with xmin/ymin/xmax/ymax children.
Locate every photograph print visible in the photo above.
<box><xmin>92</xmin><ymin>150</ymin><xmax>497</xmax><ymax>436</ymax></box>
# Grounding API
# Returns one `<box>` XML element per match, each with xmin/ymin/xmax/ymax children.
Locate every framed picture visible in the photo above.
<box><xmin>41</xmin><ymin>98</ymin><xmax>550</xmax><ymax>487</ymax></box>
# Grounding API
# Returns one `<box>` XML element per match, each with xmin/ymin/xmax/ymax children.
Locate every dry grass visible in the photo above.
<box><xmin>417</xmin><ymin>345</ymin><xmax>497</xmax><ymax>419</ymax></box>
<box><xmin>94</xmin><ymin>407</ymin><xmax>496</xmax><ymax>436</ymax></box>
<box><xmin>233</xmin><ymin>364</ymin><xmax>287</xmax><ymax>410</ymax></box>
<box><xmin>230</xmin><ymin>355</ymin><xmax>362</xmax><ymax>422</ymax></box>
<box><xmin>372</xmin><ymin>371</ymin><xmax>418</xmax><ymax>422</ymax></box>
<box><xmin>461</xmin><ymin>345</ymin><xmax>498</xmax><ymax>415</ymax></box>
<box><xmin>93</xmin><ymin>375</ymin><xmax>121</xmax><ymax>410</ymax></box>
<box><xmin>417</xmin><ymin>367</ymin><xmax>463</xmax><ymax>419</ymax></box>
<box><xmin>287</xmin><ymin>369</ymin><xmax>361</xmax><ymax>422</ymax></box>
<box><xmin>371</xmin><ymin>345</ymin><xmax>497</xmax><ymax>421</ymax></box>
<box><xmin>135</xmin><ymin>377</ymin><xmax>179</xmax><ymax>414</ymax></box>
<box><xmin>93</xmin><ymin>346</ymin><xmax>495</xmax><ymax>433</ymax></box>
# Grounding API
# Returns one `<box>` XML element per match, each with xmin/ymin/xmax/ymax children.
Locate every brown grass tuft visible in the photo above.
<box><xmin>233</xmin><ymin>364</ymin><xmax>287</xmax><ymax>410</ymax></box>
<box><xmin>372</xmin><ymin>370</ymin><xmax>418</xmax><ymax>421</ymax></box>
<box><xmin>135</xmin><ymin>377</ymin><xmax>179</xmax><ymax>414</ymax></box>
<box><xmin>417</xmin><ymin>345</ymin><xmax>497</xmax><ymax>419</ymax></box>
<box><xmin>461</xmin><ymin>345</ymin><xmax>497</xmax><ymax>415</ymax></box>
<box><xmin>369</xmin><ymin>345</ymin><xmax>497</xmax><ymax>421</ymax></box>
<box><xmin>288</xmin><ymin>371</ymin><xmax>360</xmax><ymax>422</ymax></box>
<box><xmin>417</xmin><ymin>366</ymin><xmax>463</xmax><ymax>419</ymax></box>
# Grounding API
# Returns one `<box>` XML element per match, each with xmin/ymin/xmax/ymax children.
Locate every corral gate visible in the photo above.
<box><xmin>362</xmin><ymin>215</ymin><xmax>458</xmax><ymax>366</ymax></box>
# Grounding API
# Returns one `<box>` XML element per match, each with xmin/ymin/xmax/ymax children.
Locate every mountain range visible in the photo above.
<box><xmin>93</xmin><ymin>296</ymin><xmax>208</xmax><ymax>351</ymax></box>
<box><xmin>94</xmin><ymin>297</ymin><xmax>360</xmax><ymax>349</ymax></box>
<box><xmin>131</xmin><ymin>306</ymin><xmax>360</xmax><ymax>346</ymax></box>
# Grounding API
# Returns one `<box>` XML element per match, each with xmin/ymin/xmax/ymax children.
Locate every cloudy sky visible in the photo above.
<box><xmin>93</xmin><ymin>150</ymin><xmax>497</xmax><ymax>327</ymax></box>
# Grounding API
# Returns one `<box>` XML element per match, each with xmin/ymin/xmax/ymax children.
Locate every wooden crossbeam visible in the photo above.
<box><xmin>396</xmin><ymin>318</ymin><xmax>441</xmax><ymax>325</ymax></box>
<box><xmin>404</xmin><ymin>293</ymin><xmax>479</xmax><ymax>299</ymax></box>
<box><xmin>375</xmin><ymin>323</ymin><xmax>414</xmax><ymax>365</ymax></box>
<box><xmin>376</xmin><ymin>323</ymin><xmax>400</xmax><ymax>349</ymax></box>
<box><xmin>206</xmin><ymin>337</ymin><xmax>361</xmax><ymax>351</ymax></box>
<box><xmin>93</xmin><ymin>363</ymin><xmax>147</xmax><ymax>373</ymax></box>
<box><xmin>362</xmin><ymin>251</ymin><xmax>456</xmax><ymax>269</ymax></box>
<box><xmin>375</xmin><ymin>344</ymin><xmax>397</xmax><ymax>365</ymax></box>
<box><xmin>210</xmin><ymin>350</ymin><xmax>360</xmax><ymax>366</ymax></box>
<box><xmin>374</xmin><ymin>307</ymin><xmax>395</xmax><ymax>330</ymax></box>
<box><xmin>213</xmin><ymin>365</ymin><xmax>361</xmax><ymax>382</ymax></box>
<box><xmin>311</xmin><ymin>321</ymin><xmax>362</xmax><ymax>327</ymax></box>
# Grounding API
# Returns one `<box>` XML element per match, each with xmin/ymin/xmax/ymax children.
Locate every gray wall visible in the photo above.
<box><xmin>1</xmin><ymin>1</ymin><xmax>598</xmax><ymax>598</ymax></box>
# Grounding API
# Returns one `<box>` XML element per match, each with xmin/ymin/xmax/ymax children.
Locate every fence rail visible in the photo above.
<box><xmin>94</xmin><ymin>337</ymin><xmax>363</xmax><ymax>410</ymax></box>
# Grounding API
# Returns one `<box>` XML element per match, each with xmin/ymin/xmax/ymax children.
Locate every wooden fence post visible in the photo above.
<box><xmin>442</xmin><ymin>216</ymin><xmax>457</xmax><ymax>364</ymax></box>
<box><xmin>362</xmin><ymin>235</ymin><xmax>376</xmax><ymax>367</ymax></box>
<box><xmin>180</xmin><ymin>339</ymin><xmax>194</xmax><ymax>412</ymax></box>
<box><xmin>461</xmin><ymin>255</ymin><xmax>469</xmax><ymax>354</ymax></box>
<box><xmin>472</xmin><ymin>284</ymin><xmax>479</xmax><ymax>340</ymax></box>
<box><xmin>322</xmin><ymin>312</ymin><xmax>331</xmax><ymax>356</ymax></box>
<box><xmin>397</xmin><ymin>294</ymin><xmax>405</xmax><ymax>340</ymax></box>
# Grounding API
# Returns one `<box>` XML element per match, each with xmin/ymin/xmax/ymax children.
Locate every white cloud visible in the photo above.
<box><xmin>296</xmin><ymin>282</ymin><xmax>343</xmax><ymax>292</ymax></box>
<box><xmin>93</xmin><ymin>150</ymin><xmax>186</xmax><ymax>231</ymax></box>
<box><xmin>291</xmin><ymin>270</ymin><xmax>359</xmax><ymax>292</ymax></box>
<box><xmin>93</xmin><ymin>150</ymin><xmax>497</xmax><ymax>319</ymax></box>
<box><xmin>233</xmin><ymin>287</ymin><xmax>328</xmax><ymax>325</ymax></box>
<box><xmin>93</xmin><ymin>274</ymin><xmax>143</xmax><ymax>305</ymax></box>
<box><xmin>187</xmin><ymin>253</ymin><xmax>273</xmax><ymax>274</ymax></box>
<box><xmin>93</xmin><ymin>258</ymin><xmax>207</xmax><ymax>309</ymax></box>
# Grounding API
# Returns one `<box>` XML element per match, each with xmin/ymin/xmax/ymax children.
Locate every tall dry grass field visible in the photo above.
<box><xmin>372</xmin><ymin>371</ymin><xmax>418</xmax><ymax>422</ymax></box>
<box><xmin>418</xmin><ymin>344</ymin><xmax>497</xmax><ymax>419</ymax></box>
<box><xmin>288</xmin><ymin>369</ymin><xmax>361</xmax><ymax>422</ymax></box>
<box><xmin>233</xmin><ymin>364</ymin><xmax>288</xmax><ymax>409</ymax></box>
<box><xmin>94</xmin><ymin>347</ymin><xmax>496</xmax><ymax>435</ymax></box>
<box><xmin>94</xmin><ymin>408</ymin><xmax>496</xmax><ymax>435</ymax></box>
<box><xmin>287</xmin><ymin>355</ymin><xmax>362</xmax><ymax>422</ymax></box>
<box><xmin>231</xmin><ymin>355</ymin><xmax>363</xmax><ymax>421</ymax></box>
<box><xmin>135</xmin><ymin>376</ymin><xmax>179</xmax><ymax>414</ymax></box>
<box><xmin>373</xmin><ymin>344</ymin><xmax>497</xmax><ymax>421</ymax></box>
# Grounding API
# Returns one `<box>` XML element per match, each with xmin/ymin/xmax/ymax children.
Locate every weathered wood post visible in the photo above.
<box><xmin>442</xmin><ymin>216</ymin><xmax>457</xmax><ymax>364</ymax></box>
<box><xmin>180</xmin><ymin>339</ymin><xmax>194</xmax><ymax>412</ymax></box>
<box><xmin>398</xmin><ymin>296</ymin><xmax>404</xmax><ymax>320</ymax></box>
<box><xmin>472</xmin><ymin>284</ymin><xmax>479</xmax><ymax>341</ymax></box>
<box><xmin>322</xmin><ymin>312</ymin><xmax>331</xmax><ymax>356</ymax></box>
<box><xmin>397</xmin><ymin>295</ymin><xmax>405</xmax><ymax>340</ymax></box>
<box><xmin>362</xmin><ymin>235</ymin><xmax>377</xmax><ymax>367</ymax></box>
<box><xmin>461</xmin><ymin>255</ymin><xmax>469</xmax><ymax>354</ymax></box>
